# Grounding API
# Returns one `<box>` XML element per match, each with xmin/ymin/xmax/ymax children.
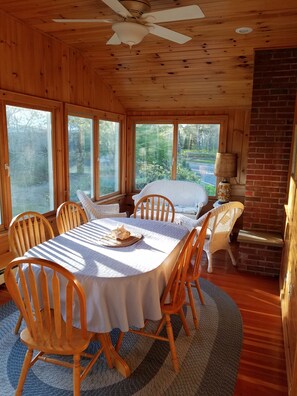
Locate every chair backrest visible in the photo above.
<box><xmin>161</xmin><ymin>228</ymin><xmax>197</xmax><ymax>311</ymax></box>
<box><xmin>132</xmin><ymin>180</ymin><xmax>208</xmax><ymax>207</ymax></box>
<box><xmin>191</xmin><ymin>212</ymin><xmax>211</xmax><ymax>279</ymax></box>
<box><xmin>56</xmin><ymin>201</ymin><xmax>87</xmax><ymax>234</ymax></box>
<box><xmin>133</xmin><ymin>194</ymin><xmax>175</xmax><ymax>222</ymax></box>
<box><xmin>196</xmin><ymin>202</ymin><xmax>244</xmax><ymax>251</ymax></box>
<box><xmin>76</xmin><ymin>190</ymin><xmax>123</xmax><ymax>221</ymax></box>
<box><xmin>8</xmin><ymin>211</ymin><xmax>54</xmax><ymax>257</ymax></box>
<box><xmin>76</xmin><ymin>190</ymin><xmax>97</xmax><ymax>221</ymax></box>
<box><xmin>5</xmin><ymin>257</ymin><xmax>88</xmax><ymax>348</ymax></box>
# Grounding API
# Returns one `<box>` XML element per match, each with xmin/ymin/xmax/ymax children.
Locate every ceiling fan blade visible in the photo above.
<box><xmin>142</xmin><ymin>5</ymin><xmax>204</xmax><ymax>24</ymax></box>
<box><xmin>101</xmin><ymin>0</ymin><xmax>132</xmax><ymax>18</ymax></box>
<box><xmin>107</xmin><ymin>33</ymin><xmax>121</xmax><ymax>45</ymax></box>
<box><xmin>148</xmin><ymin>24</ymin><xmax>192</xmax><ymax>44</ymax></box>
<box><xmin>53</xmin><ymin>18</ymin><xmax>114</xmax><ymax>23</ymax></box>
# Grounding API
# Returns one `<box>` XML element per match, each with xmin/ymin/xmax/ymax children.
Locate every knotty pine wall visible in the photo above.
<box><xmin>281</xmin><ymin>97</ymin><xmax>297</xmax><ymax>396</ymax></box>
<box><xmin>0</xmin><ymin>9</ymin><xmax>251</xmax><ymax>215</ymax></box>
<box><xmin>0</xmin><ymin>10</ymin><xmax>125</xmax><ymax>114</ymax></box>
<box><xmin>0</xmin><ymin>10</ymin><xmax>125</xmax><ymax>264</ymax></box>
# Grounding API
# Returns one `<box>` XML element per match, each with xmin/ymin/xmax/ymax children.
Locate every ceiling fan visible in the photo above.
<box><xmin>53</xmin><ymin>0</ymin><xmax>205</xmax><ymax>48</ymax></box>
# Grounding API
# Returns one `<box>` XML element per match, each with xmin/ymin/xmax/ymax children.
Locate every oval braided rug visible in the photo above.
<box><xmin>0</xmin><ymin>279</ymin><xmax>242</xmax><ymax>395</ymax></box>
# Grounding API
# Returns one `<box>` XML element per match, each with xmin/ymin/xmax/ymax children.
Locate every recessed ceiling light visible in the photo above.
<box><xmin>235</xmin><ymin>27</ymin><xmax>253</xmax><ymax>34</ymax></box>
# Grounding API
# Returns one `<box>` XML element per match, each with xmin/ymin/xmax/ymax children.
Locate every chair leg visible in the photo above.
<box><xmin>96</xmin><ymin>333</ymin><xmax>113</xmax><ymax>369</ymax></box>
<box><xmin>179</xmin><ymin>308</ymin><xmax>190</xmax><ymax>336</ymax></box>
<box><xmin>14</xmin><ymin>313</ymin><xmax>23</xmax><ymax>334</ymax></box>
<box><xmin>16</xmin><ymin>348</ymin><xmax>33</xmax><ymax>395</ymax></box>
<box><xmin>155</xmin><ymin>315</ymin><xmax>166</xmax><ymax>336</ymax></box>
<box><xmin>227</xmin><ymin>247</ymin><xmax>237</xmax><ymax>266</ymax></box>
<box><xmin>164</xmin><ymin>313</ymin><xmax>179</xmax><ymax>373</ymax></box>
<box><xmin>115</xmin><ymin>331</ymin><xmax>125</xmax><ymax>352</ymax></box>
<box><xmin>186</xmin><ymin>281</ymin><xmax>199</xmax><ymax>329</ymax></box>
<box><xmin>194</xmin><ymin>279</ymin><xmax>205</xmax><ymax>305</ymax></box>
<box><xmin>73</xmin><ymin>354</ymin><xmax>81</xmax><ymax>396</ymax></box>
<box><xmin>207</xmin><ymin>252</ymin><xmax>213</xmax><ymax>273</ymax></box>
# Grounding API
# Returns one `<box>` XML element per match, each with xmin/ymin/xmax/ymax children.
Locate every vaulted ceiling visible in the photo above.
<box><xmin>1</xmin><ymin>0</ymin><xmax>297</xmax><ymax>111</ymax></box>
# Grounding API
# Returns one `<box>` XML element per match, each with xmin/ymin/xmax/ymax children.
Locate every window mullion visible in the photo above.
<box><xmin>0</xmin><ymin>102</ymin><xmax>12</xmax><ymax>227</ymax></box>
<box><xmin>94</xmin><ymin>116</ymin><xmax>99</xmax><ymax>200</ymax></box>
<box><xmin>172</xmin><ymin>122</ymin><xmax>178</xmax><ymax>179</ymax></box>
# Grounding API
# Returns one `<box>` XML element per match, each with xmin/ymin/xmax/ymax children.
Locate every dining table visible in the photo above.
<box><xmin>25</xmin><ymin>217</ymin><xmax>189</xmax><ymax>377</ymax></box>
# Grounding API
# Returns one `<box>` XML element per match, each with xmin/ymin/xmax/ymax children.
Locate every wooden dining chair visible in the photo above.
<box><xmin>185</xmin><ymin>212</ymin><xmax>211</xmax><ymax>329</ymax></box>
<box><xmin>4</xmin><ymin>257</ymin><xmax>112</xmax><ymax>396</ymax></box>
<box><xmin>56</xmin><ymin>201</ymin><xmax>88</xmax><ymax>234</ymax></box>
<box><xmin>133</xmin><ymin>194</ymin><xmax>175</xmax><ymax>222</ymax></box>
<box><xmin>8</xmin><ymin>211</ymin><xmax>55</xmax><ymax>334</ymax></box>
<box><xmin>116</xmin><ymin>228</ymin><xmax>197</xmax><ymax>373</ymax></box>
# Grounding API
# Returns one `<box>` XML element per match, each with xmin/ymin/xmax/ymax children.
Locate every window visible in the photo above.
<box><xmin>68</xmin><ymin>115</ymin><xmax>93</xmax><ymax>201</ymax></box>
<box><xmin>0</xmin><ymin>92</ymin><xmax>123</xmax><ymax>231</ymax></box>
<box><xmin>177</xmin><ymin>124</ymin><xmax>220</xmax><ymax>196</ymax></box>
<box><xmin>99</xmin><ymin>120</ymin><xmax>120</xmax><ymax>196</ymax></box>
<box><xmin>66</xmin><ymin>105</ymin><xmax>124</xmax><ymax>202</ymax></box>
<box><xmin>6</xmin><ymin>105</ymin><xmax>54</xmax><ymax>216</ymax></box>
<box><xmin>0</xmin><ymin>92</ymin><xmax>62</xmax><ymax>229</ymax></box>
<box><xmin>135</xmin><ymin>124</ymin><xmax>174</xmax><ymax>189</ymax></box>
<box><xmin>134</xmin><ymin>119</ymin><xmax>222</xmax><ymax>196</ymax></box>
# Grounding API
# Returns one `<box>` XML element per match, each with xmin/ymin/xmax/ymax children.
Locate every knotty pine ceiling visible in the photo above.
<box><xmin>1</xmin><ymin>0</ymin><xmax>297</xmax><ymax>111</ymax></box>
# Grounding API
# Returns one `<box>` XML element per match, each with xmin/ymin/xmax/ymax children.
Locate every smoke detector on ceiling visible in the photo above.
<box><xmin>235</xmin><ymin>27</ymin><xmax>253</xmax><ymax>35</ymax></box>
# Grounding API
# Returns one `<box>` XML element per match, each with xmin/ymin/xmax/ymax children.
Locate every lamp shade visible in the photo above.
<box><xmin>112</xmin><ymin>22</ymin><xmax>149</xmax><ymax>48</ymax></box>
<box><xmin>214</xmin><ymin>153</ymin><xmax>237</xmax><ymax>178</ymax></box>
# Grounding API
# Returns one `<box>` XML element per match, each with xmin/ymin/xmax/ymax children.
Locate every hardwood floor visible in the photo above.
<box><xmin>200</xmin><ymin>244</ymin><xmax>288</xmax><ymax>396</ymax></box>
<box><xmin>0</xmin><ymin>243</ymin><xmax>288</xmax><ymax>395</ymax></box>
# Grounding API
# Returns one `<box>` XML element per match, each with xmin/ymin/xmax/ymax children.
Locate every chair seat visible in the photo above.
<box><xmin>162</xmin><ymin>296</ymin><xmax>185</xmax><ymax>315</ymax></box>
<box><xmin>185</xmin><ymin>262</ymin><xmax>201</xmax><ymax>282</ymax></box>
<box><xmin>21</xmin><ymin>310</ymin><xmax>93</xmax><ymax>355</ymax></box>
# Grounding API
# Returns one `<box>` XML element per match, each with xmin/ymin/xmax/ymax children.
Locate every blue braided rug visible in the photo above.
<box><xmin>0</xmin><ymin>279</ymin><xmax>242</xmax><ymax>395</ymax></box>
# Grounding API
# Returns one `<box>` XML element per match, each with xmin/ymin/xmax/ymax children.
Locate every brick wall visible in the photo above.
<box><xmin>239</xmin><ymin>48</ymin><xmax>297</xmax><ymax>275</ymax></box>
<box><xmin>239</xmin><ymin>243</ymin><xmax>283</xmax><ymax>277</ymax></box>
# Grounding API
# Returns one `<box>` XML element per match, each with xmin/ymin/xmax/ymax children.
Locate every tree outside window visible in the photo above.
<box><xmin>68</xmin><ymin>115</ymin><xmax>93</xmax><ymax>201</ymax></box>
<box><xmin>6</xmin><ymin>105</ymin><xmax>54</xmax><ymax>216</ymax></box>
<box><xmin>135</xmin><ymin>123</ymin><xmax>219</xmax><ymax>195</ymax></box>
<box><xmin>99</xmin><ymin>120</ymin><xmax>120</xmax><ymax>196</ymax></box>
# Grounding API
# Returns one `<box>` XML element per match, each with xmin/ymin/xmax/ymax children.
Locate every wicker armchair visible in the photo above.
<box><xmin>76</xmin><ymin>190</ymin><xmax>127</xmax><ymax>221</ymax></box>
<box><xmin>195</xmin><ymin>202</ymin><xmax>244</xmax><ymax>273</ymax></box>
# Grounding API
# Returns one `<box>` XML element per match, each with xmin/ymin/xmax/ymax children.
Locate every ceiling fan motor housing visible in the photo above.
<box><xmin>120</xmin><ymin>0</ymin><xmax>151</xmax><ymax>17</ymax></box>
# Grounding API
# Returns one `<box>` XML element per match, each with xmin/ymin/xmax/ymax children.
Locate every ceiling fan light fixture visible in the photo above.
<box><xmin>112</xmin><ymin>21</ymin><xmax>149</xmax><ymax>48</ymax></box>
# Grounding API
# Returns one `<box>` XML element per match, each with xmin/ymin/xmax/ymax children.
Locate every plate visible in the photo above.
<box><xmin>97</xmin><ymin>232</ymin><xmax>143</xmax><ymax>248</ymax></box>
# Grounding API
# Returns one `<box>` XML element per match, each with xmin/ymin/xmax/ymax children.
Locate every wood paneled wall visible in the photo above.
<box><xmin>0</xmin><ymin>10</ymin><xmax>125</xmax><ymax>114</ymax></box>
<box><xmin>281</xmin><ymin>97</ymin><xmax>297</xmax><ymax>396</ymax></box>
<box><xmin>0</xmin><ymin>10</ymin><xmax>125</xmax><ymax>261</ymax></box>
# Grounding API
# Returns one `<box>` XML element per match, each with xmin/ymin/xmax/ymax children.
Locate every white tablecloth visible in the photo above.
<box><xmin>26</xmin><ymin>217</ymin><xmax>188</xmax><ymax>332</ymax></box>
